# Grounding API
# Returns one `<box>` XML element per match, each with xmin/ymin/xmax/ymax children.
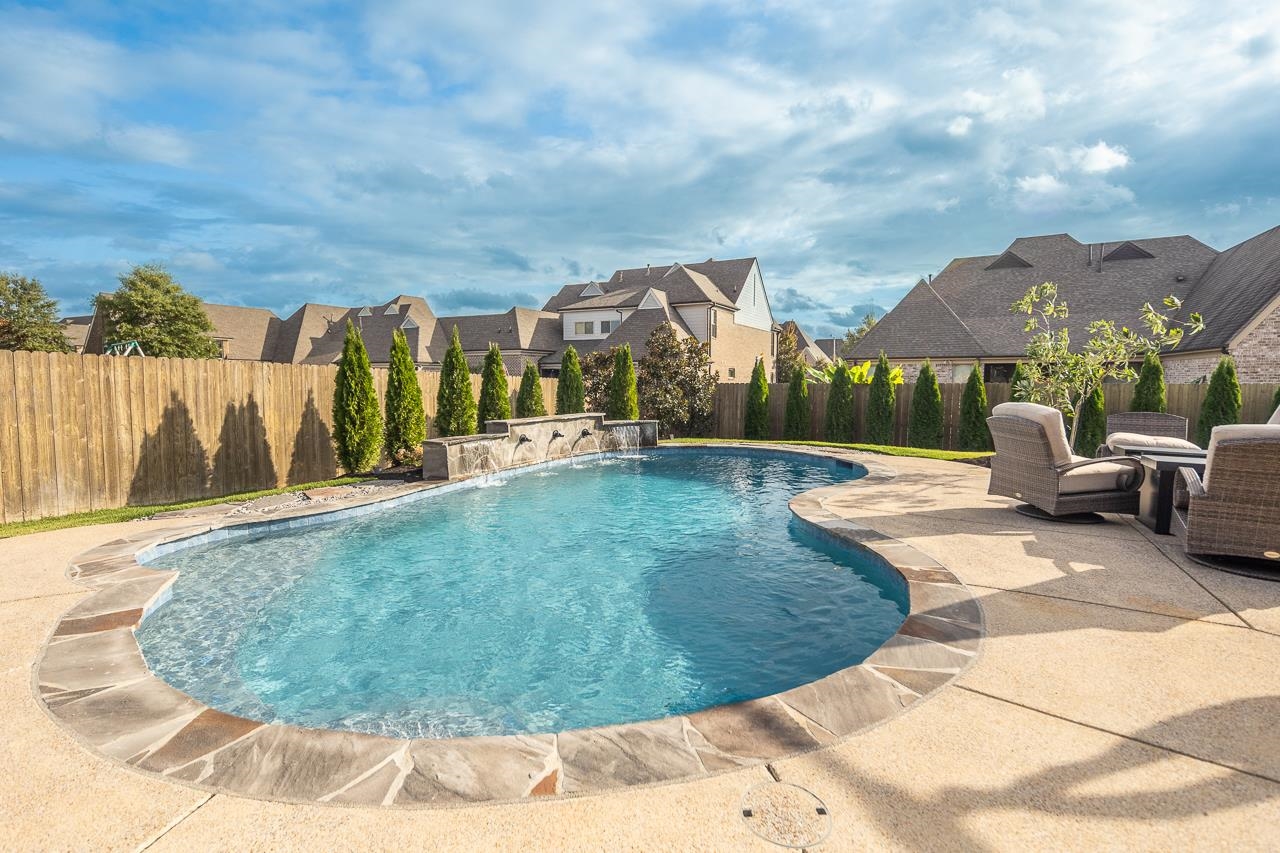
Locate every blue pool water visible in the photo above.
<box><xmin>137</xmin><ymin>448</ymin><xmax>907</xmax><ymax>738</ymax></box>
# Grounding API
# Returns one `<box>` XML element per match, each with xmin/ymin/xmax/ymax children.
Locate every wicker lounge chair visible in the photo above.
<box><xmin>1172</xmin><ymin>424</ymin><xmax>1280</xmax><ymax>569</ymax></box>
<box><xmin>1096</xmin><ymin>412</ymin><xmax>1197</xmax><ymax>457</ymax></box>
<box><xmin>987</xmin><ymin>402</ymin><xmax>1143</xmax><ymax>520</ymax></box>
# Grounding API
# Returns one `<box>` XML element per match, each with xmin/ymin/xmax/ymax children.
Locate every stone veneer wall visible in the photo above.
<box><xmin>1227</xmin><ymin>301</ymin><xmax>1280</xmax><ymax>383</ymax></box>
<box><xmin>1162</xmin><ymin>352</ymin><xmax>1225</xmax><ymax>384</ymax></box>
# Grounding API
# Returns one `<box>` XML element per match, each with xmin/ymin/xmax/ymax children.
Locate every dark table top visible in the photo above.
<box><xmin>1112</xmin><ymin>443</ymin><xmax>1206</xmax><ymax>458</ymax></box>
<box><xmin>1138</xmin><ymin>453</ymin><xmax>1208</xmax><ymax>471</ymax></box>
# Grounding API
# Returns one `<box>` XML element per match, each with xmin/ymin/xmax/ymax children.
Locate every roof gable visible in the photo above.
<box><xmin>1103</xmin><ymin>241</ymin><xmax>1156</xmax><ymax>262</ymax></box>
<box><xmin>985</xmin><ymin>250</ymin><xmax>1033</xmax><ymax>271</ymax></box>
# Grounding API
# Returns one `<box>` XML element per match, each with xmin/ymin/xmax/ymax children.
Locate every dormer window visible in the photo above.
<box><xmin>580</xmin><ymin>282</ymin><xmax>604</xmax><ymax>297</ymax></box>
<box><xmin>384</xmin><ymin>305</ymin><xmax>399</xmax><ymax>315</ymax></box>
<box><xmin>357</xmin><ymin>307</ymin><xmax>373</xmax><ymax>317</ymax></box>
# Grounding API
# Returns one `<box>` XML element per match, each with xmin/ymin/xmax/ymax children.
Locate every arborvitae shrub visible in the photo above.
<box><xmin>383</xmin><ymin>328</ymin><xmax>426</xmax><ymax>463</ymax></box>
<box><xmin>907</xmin><ymin>359</ymin><xmax>944</xmax><ymax>448</ymax></box>
<box><xmin>783</xmin><ymin>367</ymin><xmax>810</xmax><ymax>440</ymax></box>
<box><xmin>1131</xmin><ymin>352</ymin><xmax>1167</xmax><ymax>413</ymax></box>
<box><xmin>515</xmin><ymin>362</ymin><xmax>547</xmax><ymax>418</ymax></box>
<box><xmin>606</xmin><ymin>344</ymin><xmax>639</xmax><ymax>419</ymax></box>
<box><xmin>435</xmin><ymin>326</ymin><xmax>477</xmax><ymax>437</ymax></box>
<box><xmin>1198</xmin><ymin>357</ymin><xmax>1242</xmax><ymax>445</ymax></box>
<box><xmin>477</xmin><ymin>343</ymin><xmax>511</xmax><ymax>431</ymax></box>
<box><xmin>957</xmin><ymin>362</ymin><xmax>991</xmax><ymax>451</ymax></box>
<box><xmin>1010</xmin><ymin>361</ymin><xmax>1032</xmax><ymax>402</ymax></box>
<box><xmin>1074</xmin><ymin>382</ymin><xmax>1107</xmax><ymax>455</ymax></box>
<box><xmin>332</xmin><ymin>320</ymin><xmax>382</xmax><ymax>474</ymax></box>
<box><xmin>744</xmin><ymin>358</ymin><xmax>770</xmax><ymax>439</ymax></box>
<box><xmin>825</xmin><ymin>362</ymin><xmax>855</xmax><ymax>442</ymax></box>
<box><xmin>865</xmin><ymin>351</ymin><xmax>896</xmax><ymax>445</ymax></box>
<box><xmin>557</xmin><ymin>345</ymin><xmax>585</xmax><ymax>414</ymax></box>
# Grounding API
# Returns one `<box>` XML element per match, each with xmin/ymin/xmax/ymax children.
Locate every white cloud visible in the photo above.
<box><xmin>1073</xmin><ymin>141</ymin><xmax>1130</xmax><ymax>173</ymax></box>
<box><xmin>933</xmin><ymin>196</ymin><xmax>960</xmax><ymax>212</ymax></box>
<box><xmin>103</xmin><ymin>125</ymin><xmax>192</xmax><ymax>167</ymax></box>
<box><xmin>946</xmin><ymin>116</ymin><xmax>972</xmax><ymax>137</ymax></box>
<box><xmin>961</xmin><ymin>68</ymin><xmax>1047</xmax><ymax>124</ymax></box>
<box><xmin>1016</xmin><ymin>173</ymin><xmax>1068</xmax><ymax>196</ymax></box>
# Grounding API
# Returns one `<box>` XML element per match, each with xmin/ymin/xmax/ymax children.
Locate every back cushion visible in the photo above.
<box><xmin>1204</xmin><ymin>424</ymin><xmax>1280</xmax><ymax>489</ymax></box>
<box><xmin>992</xmin><ymin>402</ymin><xmax>1073</xmax><ymax>465</ymax></box>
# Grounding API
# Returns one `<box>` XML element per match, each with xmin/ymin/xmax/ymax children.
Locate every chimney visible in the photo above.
<box><xmin>927</xmin><ymin>273</ymin><xmax>933</xmax><ymax>283</ymax></box>
<box><xmin>645</xmin><ymin>264</ymin><xmax>651</xmax><ymax>276</ymax></box>
<box><xmin>1098</xmin><ymin>243</ymin><xmax>1105</xmax><ymax>273</ymax></box>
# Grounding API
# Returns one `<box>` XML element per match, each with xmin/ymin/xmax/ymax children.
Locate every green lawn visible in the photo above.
<box><xmin>662</xmin><ymin>437</ymin><xmax>993</xmax><ymax>462</ymax></box>
<box><xmin>0</xmin><ymin>477</ymin><xmax>369</xmax><ymax>540</ymax></box>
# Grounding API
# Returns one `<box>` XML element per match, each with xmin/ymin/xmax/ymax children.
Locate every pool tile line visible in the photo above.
<box><xmin>32</xmin><ymin>445</ymin><xmax>985</xmax><ymax>808</ymax></box>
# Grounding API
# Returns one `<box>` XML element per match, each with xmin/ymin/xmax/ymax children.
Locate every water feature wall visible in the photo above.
<box><xmin>422</xmin><ymin>414</ymin><xmax>658</xmax><ymax>480</ymax></box>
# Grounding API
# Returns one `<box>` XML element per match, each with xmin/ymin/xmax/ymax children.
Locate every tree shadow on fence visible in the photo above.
<box><xmin>128</xmin><ymin>392</ymin><xmax>211</xmax><ymax>506</ymax></box>
<box><xmin>288</xmin><ymin>391</ymin><xmax>338</xmax><ymax>485</ymax></box>
<box><xmin>211</xmin><ymin>394</ymin><xmax>277</xmax><ymax>497</ymax></box>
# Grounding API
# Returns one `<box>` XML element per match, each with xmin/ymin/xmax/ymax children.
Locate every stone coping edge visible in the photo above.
<box><xmin>33</xmin><ymin>443</ymin><xmax>984</xmax><ymax>809</ymax></box>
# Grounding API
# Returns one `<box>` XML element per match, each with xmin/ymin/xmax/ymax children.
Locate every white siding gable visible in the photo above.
<box><xmin>675</xmin><ymin>305</ymin><xmax>710</xmax><ymax>340</ymax></box>
<box><xmin>580</xmin><ymin>282</ymin><xmax>604</xmax><ymax>297</ymax></box>
<box><xmin>638</xmin><ymin>288</ymin><xmax>663</xmax><ymax>310</ymax></box>
<box><xmin>733</xmin><ymin>261</ymin><xmax>773</xmax><ymax>331</ymax></box>
<box><xmin>562</xmin><ymin>308</ymin><xmax>632</xmax><ymax>339</ymax></box>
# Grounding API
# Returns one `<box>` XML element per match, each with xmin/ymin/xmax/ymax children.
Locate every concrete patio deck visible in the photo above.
<box><xmin>2</xmin><ymin>452</ymin><xmax>1277</xmax><ymax>851</ymax></box>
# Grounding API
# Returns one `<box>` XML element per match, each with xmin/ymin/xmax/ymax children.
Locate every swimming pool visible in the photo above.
<box><xmin>137</xmin><ymin>447</ymin><xmax>908</xmax><ymax>738</ymax></box>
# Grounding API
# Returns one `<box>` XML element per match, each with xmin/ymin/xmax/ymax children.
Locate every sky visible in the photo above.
<box><xmin>2</xmin><ymin>1</ymin><xmax>1279</xmax><ymax>338</ymax></box>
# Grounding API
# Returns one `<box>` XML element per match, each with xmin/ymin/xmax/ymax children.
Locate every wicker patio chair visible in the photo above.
<box><xmin>1096</xmin><ymin>412</ymin><xmax>1195</xmax><ymax>457</ymax></box>
<box><xmin>1172</xmin><ymin>425</ymin><xmax>1280</xmax><ymax>566</ymax></box>
<box><xmin>987</xmin><ymin>402</ymin><xmax>1143</xmax><ymax>520</ymax></box>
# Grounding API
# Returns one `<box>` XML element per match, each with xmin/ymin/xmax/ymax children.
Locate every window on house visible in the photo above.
<box><xmin>728</xmin><ymin>367</ymin><xmax>736</xmax><ymax>379</ymax></box>
<box><xmin>599</xmin><ymin>320</ymin><xmax>614</xmax><ymax>334</ymax></box>
<box><xmin>771</xmin><ymin>333</ymin><xmax>776</xmax><ymax>356</ymax></box>
<box><xmin>709</xmin><ymin>308</ymin><xmax>718</xmax><ymax>338</ymax></box>
<box><xmin>216</xmin><ymin>339</ymin><xmax>230</xmax><ymax>359</ymax></box>
<box><xmin>574</xmin><ymin>321</ymin><xmax>594</xmax><ymax>335</ymax></box>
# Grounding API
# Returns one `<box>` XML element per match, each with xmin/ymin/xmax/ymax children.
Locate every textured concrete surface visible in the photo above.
<box><xmin>1</xmin><ymin>453</ymin><xmax>1278</xmax><ymax>851</ymax></box>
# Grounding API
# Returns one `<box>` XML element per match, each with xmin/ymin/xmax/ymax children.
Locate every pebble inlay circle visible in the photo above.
<box><xmin>740</xmin><ymin>781</ymin><xmax>832</xmax><ymax>848</ymax></box>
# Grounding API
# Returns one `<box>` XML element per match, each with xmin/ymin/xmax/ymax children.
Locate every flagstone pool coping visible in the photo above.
<box><xmin>32</xmin><ymin>444</ymin><xmax>983</xmax><ymax>808</ymax></box>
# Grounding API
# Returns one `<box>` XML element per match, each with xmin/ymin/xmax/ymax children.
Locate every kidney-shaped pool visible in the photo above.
<box><xmin>137</xmin><ymin>447</ymin><xmax>907</xmax><ymax>739</ymax></box>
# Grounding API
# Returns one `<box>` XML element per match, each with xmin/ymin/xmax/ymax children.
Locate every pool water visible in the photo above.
<box><xmin>137</xmin><ymin>448</ymin><xmax>908</xmax><ymax>738</ymax></box>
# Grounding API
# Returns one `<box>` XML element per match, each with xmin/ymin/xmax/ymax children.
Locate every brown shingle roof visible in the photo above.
<box><xmin>201</xmin><ymin>303</ymin><xmax>283</xmax><ymax>361</ymax></box>
<box><xmin>1184</xmin><ymin>225</ymin><xmax>1280</xmax><ymax>350</ymax></box>
<box><xmin>542</xmin><ymin>257</ymin><xmax>756</xmax><ymax>312</ymax></box>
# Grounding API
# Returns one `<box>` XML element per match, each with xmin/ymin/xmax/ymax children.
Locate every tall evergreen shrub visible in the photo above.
<box><xmin>606</xmin><ymin>344</ymin><xmax>639</xmax><ymax>419</ymax></box>
<box><xmin>865</xmin><ymin>351</ymin><xmax>896</xmax><ymax>445</ymax></box>
<box><xmin>825</xmin><ymin>362</ymin><xmax>855</xmax><ymax>443</ymax></box>
<box><xmin>1074</xmin><ymin>382</ymin><xmax>1107</xmax><ymax>455</ymax></box>
<box><xmin>332</xmin><ymin>320</ymin><xmax>382</xmax><ymax>473</ymax></box>
<box><xmin>1271</xmin><ymin>384</ymin><xmax>1279</xmax><ymax>418</ymax></box>
<box><xmin>1197</xmin><ymin>356</ymin><xmax>1242</xmax><ymax>445</ymax></box>
<box><xmin>515</xmin><ymin>362</ymin><xmax>547</xmax><ymax>418</ymax></box>
<box><xmin>556</xmin><ymin>345</ymin><xmax>585</xmax><ymax>414</ymax></box>
<box><xmin>477</xmin><ymin>343</ymin><xmax>511</xmax><ymax>431</ymax></box>
<box><xmin>907</xmin><ymin>359</ymin><xmax>944</xmax><ymax>448</ymax></box>
<box><xmin>783</xmin><ymin>368</ymin><xmax>810</xmax><ymax>440</ymax></box>
<box><xmin>435</xmin><ymin>326</ymin><xmax>477</xmax><ymax>437</ymax></box>
<box><xmin>1131</xmin><ymin>352</ymin><xmax>1167</xmax><ymax>413</ymax></box>
<box><xmin>957</xmin><ymin>362</ymin><xmax>991</xmax><ymax>451</ymax></box>
<box><xmin>744</xmin><ymin>358</ymin><xmax>770</xmax><ymax>440</ymax></box>
<box><xmin>1009</xmin><ymin>361</ymin><xmax>1032</xmax><ymax>402</ymax></box>
<box><xmin>383</xmin><ymin>328</ymin><xmax>426</xmax><ymax>463</ymax></box>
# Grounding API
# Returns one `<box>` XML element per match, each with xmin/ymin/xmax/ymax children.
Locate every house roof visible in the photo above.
<box><xmin>201</xmin><ymin>303</ymin><xmax>283</xmax><ymax>361</ymax></box>
<box><xmin>542</xmin><ymin>257</ymin><xmax>756</xmax><ymax>313</ymax></box>
<box><xmin>851</xmin><ymin>232</ymin><xmax>1227</xmax><ymax>360</ymax></box>
<box><xmin>1183</xmin><ymin>225</ymin><xmax>1280</xmax><ymax>350</ymax></box>
<box><xmin>436</xmin><ymin>306</ymin><xmax>561</xmax><ymax>354</ymax></box>
<box><xmin>275</xmin><ymin>295</ymin><xmax>437</xmax><ymax>364</ymax></box>
<box><xmin>780</xmin><ymin>319</ymin><xmax>827</xmax><ymax>363</ymax></box>
<box><xmin>814</xmin><ymin>338</ymin><xmax>841</xmax><ymax>359</ymax></box>
<box><xmin>59</xmin><ymin>315</ymin><xmax>93</xmax><ymax>351</ymax></box>
<box><xmin>543</xmin><ymin>292</ymin><xmax>692</xmax><ymax>366</ymax></box>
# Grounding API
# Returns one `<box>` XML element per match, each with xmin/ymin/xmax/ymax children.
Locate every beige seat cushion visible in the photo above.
<box><xmin>1059</xmin><ymin>455</ymin><xmax>1138</xmax><ymax>494</ymax></box>
<box><xmin>1105</xmin><ymin>432</ymin><xmax>1201</xmax><ymax>453</ymax></box>
<box><xmin>992</xmin><ymin>402</ymin><xmax>1073</xmax><ymax>465</ymax></box>
<box><xmin>1204</xmin><ymin>424</ymin><xmax>1280</xmax><ymax>489</ymax></box>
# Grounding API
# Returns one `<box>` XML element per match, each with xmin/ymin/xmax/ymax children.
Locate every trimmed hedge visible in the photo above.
<box><xmin>515</xmin><ymin>362</ymin><xmax>547</xmax><ymax>418</ymax></box>
<box><xmin>1198</xmin><ymin>357</ymin><xmax>1241</xmax><ymax>445</ymax></box>
<box><xmin>907</xmin><ymin>359</ymin><xmax>943</xmax><ymax>449</ymax></box>
<box><xmin>783</xmin><ymin>367</ymin><xmax>810</xmax><ymax>440</ymax></box>
<box><xmin>865</xmin><ymin>351</ymin><xmax>896</xmax><ymax>445</ymax></box>
<box><xmin>606</xmin><ymin>344</ymin><xmax>639</xmax><ymax>419</ymax></box>
<box><xmin>744</xmin><ymin>358</ymin><xmax>770</xmax><ymax>440</ymax></box>
<box><xmin>435</xmin><ymin>326</ymin><xmax>477</xmax><ymax>437</ymax></box>
<box><xmin>383</xmin><ymin>328</ymin><xmax>426</xmax><ymax>463</ymax></box>
<box><xmin>957</xmin><ymin>362</ymin><xmax>991</xmax><ymax>451</ymax></box>
<box><xmin>1131</xmin><ymin>352</ymin><xmax>1167</xmax><ymax>413</ymax></box>
<box><xmin>332</xmin><ymin>320</ymin><xmax>382</xmax><ymax>474</ymax></box>
<box><xmin>477</xmin><ymin>343</ymin><xmax>512</xmax><ymax>431</ymax></box>
<box><xmin>824</xmin><ymin>362</ymin><xmax>855</xmax><ymax>442</ymax></box>
<box><xmin>557</xmin><ymin>345</ymin><xmax>584</xmax><ymax>414</ymax></box>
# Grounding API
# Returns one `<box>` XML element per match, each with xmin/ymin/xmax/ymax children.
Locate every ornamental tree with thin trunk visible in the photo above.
<box><xmin>477</xmin><ymin>343</ymin><xmax>511</xmax><ymax>431</ymax></box>
<box><xmin>606</xmin><ymin>343</ymin><xmax>639</xmax><ymax>419</ymax></box>
<box><xmin>435</xmin><ymin>326</ymin><xmax>477</xmax><ymax>437</ymax></box>
<box><xmin>865</xmin><ymin>351</ymin><xmax>896</xmax><ymax>445</ymax></box>
<box><xmin>783</xmin><ymin>366</ymin><xmax>809</xmax><ymax>440</ymax></box>
<box><xmin>744</xmin><ymin>357</ymin><xmax>770</xmax><ymax>440</ymax></box>
<box><xmin>515</xmin><ymin>362</ymin><xmax>547</xmax><ymax>418</ymax></box>
<box><xmin>825</xmin><ymin>361</ymin><xmax>854</xmax><ymax>442</ymax></box>
<box><xmin>1130</xmin><ymin>351</ymin><xmax>1167</xmax><ymax>413</ymax></box>
<box><xmin>908</xmin><ymin>359</ymin><xmax>944</xmax><ymax>449</ymax></box>
<box><xmin>332</xmin><ymin>320</ymin><xmax>382</xmax><ymax>474</ymax></box>
<box><xmin>957</xmin><ymin>362</ymin><xmax>991</xmax><ymax>451</ymax></box>
<box><xmin>383</xmin><ymin>328</ymin><xmax>426</xmax><ymax>464</ymax></box>
<box><xmin>1197</xmin><ymin>356</ymin><xmax>1241</xmax><ymax>446</ymax></box>
<box><xmin>556</xmin><ymin>345</ymin><xmax>585</xmax><ymax>414</ymax></box>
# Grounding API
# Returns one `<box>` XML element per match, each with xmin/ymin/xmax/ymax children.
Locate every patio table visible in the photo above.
<box><xmin>1137</xmin><ymin>452</ymin><xmax>1208</xmax><ymax>535</ymax></box>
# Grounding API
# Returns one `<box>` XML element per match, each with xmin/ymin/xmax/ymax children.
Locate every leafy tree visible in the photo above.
<box><xmin>556</xmin><ymin>345</ymin><xmax>585</xmax><ymax>414</ymax></box>
<box><xmin>774</xmin><ymin>327</ymin><xmax>804</xmax><ymax>383</ymax></box>
<box><xmin>866</xmin><ymin>351</ymin><xmax>896</xmax><ymax>445</ymax></box>
<box><xmin>1075</xmin><ymin>382</ymin><xmax>1107</xmax><ymax>457</ymax></box>
<box><xmin>606</xmin><ymin>343</ymin><xmax>639</xmax><ymax>419</ymax></box>
<box><xmin>1130</xmin><ymin>351</ymin><xmax>1167</xmax><ymax>413</ymax></box>
<box><xmin>678</xmin><ymin>337</ymin><xmax>718</xmax><ymax>437</ymax></box>
<box><xmin>839</xmin><ymin>313</ymin><xmax>878</xmax><ymax>356</ymax></box>
<box><xmin>516</xmin><ymin>362</ymin><xmax>547</xmax><ymax>418</ymax></box>
<box><xmin>0</xmin><ymin>273</ymin><xmax>71</xmax><ymax>352</ymax></box>
<box><xmin>783</xmin><ymin>366</ymin><xmax>810</xmax><ymax>440</ymax></box>
<box><xmin>581</xmin><ymin>349</ymin><xmax>614</xmax><ymax>412</ymax></box>
<box><xmin>94</xmin><ymin>264</ymin><xmax>220</xmax><ymax>358</ymax></box>
<box><xmin>825</xmin><ymin>361</ymin><xmax>855</xmax><ymax>442</ymax></box>
<box><xmin>907</xmin><ymin>359</ymin><xmax>944</xmax><ymax>448</ymax></box>
<box><xmin>1197</xmin><ymin>356</ymin><xmax>1241</xmax><ymax>445</ymax></box>
<box><xmin>957</xmin><ymin>362</ymin><xmax>991</xmax><ymax>451</ymax></box>
<box><xmin>1009</xmin><ymin>361</ymin><xmax>1033</xmax><ymax>402</ymax></box>
<box><xmin>1012</xmin><ymin>282</ymin><xmax>1203</xmax><ymax>452</ymax></box>
<box><xmin>744</xmin><ymin>357</ymin><xmax>770</xmax><ymax>439</ymax></box>
<box><xmin>332</xmin><ymin>320</ymin><xmax>382</xmax><ymax>474</ymax></box>
<box><xmin>637</xmin><ymin>324</ymin><xmax>686</xmax><ymax>435</ymax></box>
<box><xmin>804</xmin><ymin>356</ymin><xmax>903</xmax><ymax>386</ymax></box>
<box><xmin>383</xmin><ymin>329</ymin><xmax>426</xmax><ymax>464</ymax></box>
<box><xmin>477</xmin><ymin>343</ymin><xmax>511</xmax><ymax>431</ymax></box>
<box><xmin>435</xmin><ymin>326</ymin><xmax>477</xmax><ymax>437</ymax></box>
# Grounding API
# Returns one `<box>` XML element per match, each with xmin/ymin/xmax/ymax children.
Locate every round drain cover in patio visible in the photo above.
<box><xmin>740</xmin><ymin>781</ymin><xmax>832</xmax><ymax>848</ymax></box>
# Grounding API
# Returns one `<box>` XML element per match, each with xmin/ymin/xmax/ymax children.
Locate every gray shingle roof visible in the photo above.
<box><xmin>542</xmin><ymin>257</ymin><xmax>756</xmax><ymax>312</ymax></box>
<box><xmin>1184</xmin><ymin>225</ymin><xmax>1280</xmax><ymax>350</ymax></box>
<box><xmin>201</xmin><ymin>303</ymin><xmax>282</xmax><ymax>361</ymax></box>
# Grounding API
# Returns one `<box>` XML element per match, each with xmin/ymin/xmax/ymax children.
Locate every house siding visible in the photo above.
<box><xmin>709</xmin><ymin>315</ymin><xmax>773</xmax><ymax>381</ymax></box>
<box><xmin>675</xmin><ymin>305</ymin><xmax>710</xmax><ymax>340</ymax></box>
<box><xmin>561</xmin><ymin>309</ymin><xmax>632</xmax><ymax>340</ymax></box>
<box><xmin>734</xmin><ymin>262</ymin><xmax>773</xmax><ymax>331</ymax></box>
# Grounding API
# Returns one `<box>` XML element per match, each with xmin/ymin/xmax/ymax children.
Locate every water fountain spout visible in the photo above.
<box><xmin>580</xmin><ymin>428</ymin><xmax>592</xmax><ymax>438</ymax></box>
<box><xmin>551</xmin><ymin>430</ymin><xmax>564</xmax><ymax>439</ymax></box>
<box><xmin>517</xmin><ymin>434</ymin><xmax>532</xmax><ymax>444</ymax></box>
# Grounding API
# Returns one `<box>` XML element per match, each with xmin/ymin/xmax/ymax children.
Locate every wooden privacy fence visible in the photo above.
<box><xmin>0</xmin><ymin>351</ymin><xmax>557</xmax><ymax>523</ymax></box>
<box><xmin>712</xmin><ymin>381</ymin><xmax>1279</xmax><ymax>447</ymax></box>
